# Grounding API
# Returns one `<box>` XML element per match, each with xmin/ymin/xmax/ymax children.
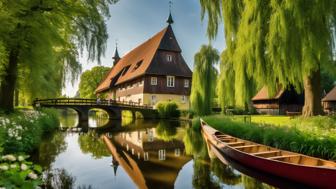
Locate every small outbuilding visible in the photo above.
<box><xmin>252</xmin><ymin>86</ymin><xmax>304</xmax><ymax>115</ymax></box>
<box><xmin>322</xmin><ymin>86</ymin><xmax>336</xmax><ymax>115</ymax></box>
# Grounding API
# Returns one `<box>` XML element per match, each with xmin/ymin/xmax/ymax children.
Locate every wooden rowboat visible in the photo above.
<box><xmin>200</xmin><ymin>119</ymin><xmax>336</xmax><ymax>189</ymax></box>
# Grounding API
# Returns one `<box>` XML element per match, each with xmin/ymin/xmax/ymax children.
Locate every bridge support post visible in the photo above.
<box><xmin>73</xmin><ymin>107</ymin><xmax>90</xmax><ymax>123</ymax></box>
<box><xmin>104</xmin><ymin>107</ymin><xmax>122</xmax><ymax>120</ymax></box>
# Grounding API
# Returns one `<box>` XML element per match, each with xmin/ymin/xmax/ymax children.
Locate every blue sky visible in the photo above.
<box><xmin>63</xmin><ymin>0</ymin><xmax>225</xmax><ymax>96</ymax></box>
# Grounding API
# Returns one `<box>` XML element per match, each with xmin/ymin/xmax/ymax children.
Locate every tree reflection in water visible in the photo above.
<box><xmin>42</xmin><ymin>168</ymin><xmax>94</xmax><ymax>189</ymax></box>
<box><xmin>78</xmin><ymin>131</ymin><xmax>110</xmax><ymax>159</ymax></box>
<box><xmin>34</xmin><ymin>132</ymin><xmax>67</xmax><ymax>169</ymax></box>
<box><xmin>242</xmin><ymin>175</ymin><xmax>276</xmax><ymax>189</ymax></box>
<box><xmin>155</xmin><ymin>120</ymin><xmax>179</xmax><ymax>141</ymax></box>
<box><xmin>184</xmin><ymin>126</ymin><xmax>243</xmax><ymax>188</ymax></box>
<box><xmin>210</xmin><ymin>159</ymin><xmax>241</xmax><ymax>186</ymax></box>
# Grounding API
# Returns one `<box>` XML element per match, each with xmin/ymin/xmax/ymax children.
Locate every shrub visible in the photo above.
<box><xmin>156</xmin><ymin>101</ymin><xmax>180</xmax><ymax>119</ymax></box>
<box><xmin>0</xmin><ymin>109</ymin><xmax>59</xmax><ymax>154</ymax></box>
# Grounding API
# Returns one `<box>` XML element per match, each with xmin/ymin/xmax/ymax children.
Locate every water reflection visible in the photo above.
<box><xmin>34</xmin><ymin>113</ymin><xmax>281</xmax><ymax>189</ymax></box>
<box><xmin>78</xmin><ymin>131</ymin><xmax>110</xmax><ymax>159</ymax></box>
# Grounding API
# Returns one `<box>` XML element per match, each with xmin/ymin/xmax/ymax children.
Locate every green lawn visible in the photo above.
<box><xmin>251</xmin><ymin>115</ymin><xmax>291</xmax><ymax>126</ymax></box>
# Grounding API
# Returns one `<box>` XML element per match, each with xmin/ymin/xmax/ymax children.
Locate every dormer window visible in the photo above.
<box><xmin>167</xmin><ymin>54</ymin><xmax>172</xmax><ymax>62</ymax></box>
<box><xmin>132</xmin><ymin>60</ymin><xmax>143</xmax><ymax>71</ymax></box>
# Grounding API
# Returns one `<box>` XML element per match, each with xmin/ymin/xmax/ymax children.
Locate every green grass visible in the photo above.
<box><xmin>194</xmin><ymin>115</ymin><xmax>336</xmax><ymax>160</ymax></box>
<box><xmin>251</xmin><ymin>115</ymin><xmax>291</xmax><ymax>126</ymax></box>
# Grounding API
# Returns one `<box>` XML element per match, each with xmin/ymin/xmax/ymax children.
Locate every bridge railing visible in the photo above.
<box><xmin>33</xmin><ymin>98</ymin><xmax>153</xmax><ymax>109</ymax></box>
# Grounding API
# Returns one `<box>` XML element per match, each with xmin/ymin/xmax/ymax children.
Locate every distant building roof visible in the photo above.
<box><xmin>322</xmin><ymin>86</ymin><xmax>336</xmax><ymax>102</ymax></box>
<box><xmin>96</xmin><ymin>25</ymin><xmax>192</xmax><ymax>93</ymax></box>
<box><xmin>252</xmin><ymin>86</ymin><xmax>284</xmax><ymax>101</ymax></box>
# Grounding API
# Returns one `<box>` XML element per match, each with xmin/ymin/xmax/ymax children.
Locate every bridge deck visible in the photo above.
<box><xmin>33</xmin><ymin>98</ymin><xmax>153</xmax><ymax>109</ymax></box>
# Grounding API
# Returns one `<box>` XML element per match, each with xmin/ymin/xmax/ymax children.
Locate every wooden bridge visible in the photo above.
<box><xmin>33</xmin><ymin>98</ymin><xmax>158</xmax><ymax>122</ymax></box>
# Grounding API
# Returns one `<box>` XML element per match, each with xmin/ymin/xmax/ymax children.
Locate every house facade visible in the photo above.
<box><xmin>95</xmin><ymin>14</ymin><xmax>192</xmax><ymax>109</ymax></box>
<box><xmin>252</xmin><ymin>86</ymin><xmax>304</xmax><ymax>115</ymax></box>
<box><xmin>322</xmin><ymin>86</ymin><xmax>336</xmax><ymax>115</ymax></box>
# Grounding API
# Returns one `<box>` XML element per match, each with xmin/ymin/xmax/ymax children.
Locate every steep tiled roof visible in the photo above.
<box><xmin>322</xmin><ymin>86</ymin><xmax>336</xmax><ymax>102</ymax></box>
<box><xmin>96</xmin><ymin>27</ymin><xmax>167</xmax><ymax>93</ymax></box>
<box><xmin>96</xmin><ymin>25</ymin><xmax>192</xmax><ymax>93</ymax></box>
<box><xmin>252</xmin><ymin>86</ymin><xmax>284</xmax><ymax>101</ymax></box>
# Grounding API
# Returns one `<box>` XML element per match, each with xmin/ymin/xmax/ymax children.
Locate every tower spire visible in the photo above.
<box><xmin>167</xmin><ymin>1</ymin><xmax>174</xmax><ymax>25</ymax></box>
<box><xmin>112</xmin><ymin>40</ymin><xmax>120</xmax><ymax>66</ymax></box>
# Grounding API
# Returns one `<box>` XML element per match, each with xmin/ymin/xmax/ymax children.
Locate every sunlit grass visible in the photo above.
<box><xmin>251</xmin><ymin>115</ymin><xmax>291</xmax><ymax>126</ymax></box>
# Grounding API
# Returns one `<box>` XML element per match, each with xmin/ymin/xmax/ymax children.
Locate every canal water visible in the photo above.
<box><xmin>32</xmin><ymin>113</ymin><xmax>280</xmax><ymax>189</ymax></box>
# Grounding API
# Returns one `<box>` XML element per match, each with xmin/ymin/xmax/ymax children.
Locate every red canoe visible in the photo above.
<box><xmin>200</xmin><ymin>119</ymin><xmax>336</xmax><ymax>189</ymax></box>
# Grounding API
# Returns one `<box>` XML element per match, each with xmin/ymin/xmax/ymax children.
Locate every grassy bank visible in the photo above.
<box><xmin>194</xmin><ymin>115</ymin><xmax>336</xmax><ymax>160</ymax></box>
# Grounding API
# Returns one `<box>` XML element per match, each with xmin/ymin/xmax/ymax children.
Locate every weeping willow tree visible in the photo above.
<box><xmin>190</xmin><ymin>45</ymin><xmax>219</xmax><ymax>116</ymax></box>
<box><xmin>0</xmin><ymin>0</ymin><xmax>118</xmax><ymax>111</ymax></box>
<box><xmin>200</xmin><ymin>0</ymin><xmax>336</xmax><ymax>116</ymax></box>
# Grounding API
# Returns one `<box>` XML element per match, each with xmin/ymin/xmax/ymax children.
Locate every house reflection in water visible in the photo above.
<box><xmin>103</xmin><ymin>127</ymin><xmax>192</xmax><ymax>189</ymax></box>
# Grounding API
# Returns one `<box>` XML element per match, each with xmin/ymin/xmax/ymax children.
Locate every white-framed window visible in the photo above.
<box><xmin>151</xmin><ymin>77</ymin><xmax>157</xmax><ymax>85</ymax></box>
<box><xmin>181</xmin><ymin>95</ymin><xmax>186</xmax><ymax>103</ymax></box>
<box><xmin>184</xmin><ymin>79</ymin><xmax>189</xmax><ymax>88</ymax></box>
<box><xmin>167</xmin><ymin>54</ymin><xmax>172</xmax><ymax>62</ymax></box>
<box><xmin>167</xmin><ymin>76</ymin><xmax>175</xmax><ymax>87</ymax></box>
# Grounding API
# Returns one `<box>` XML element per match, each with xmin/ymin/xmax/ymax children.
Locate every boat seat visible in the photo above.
<box><xmin>227</xmin><ymin>142</ymin><xmax>245</xmax><ymax>146</ymax></box>
<box><xmin>218</xmin><ymin>138</ymin><xmax>233</xmax><ymax>142</ymax></box>
<box><xmin>217</xmin><ymin>137</ymin><xmax>233</xmax><ymax>140</ymax></box>
<box><xmin>234</xmin><ymin>145</ymin><xmax>259</xmax><ymax>149</ymax></box>
<box><xmin>252</xmin><ymin>150</ymin><xmax>280</xmax><ymax>156</ymax></box>
<box><xmin>268</xmin><ymin>155</ymin><xmax>300</xmax><ymax>160</ymax></box>
<box><xmin>216</xmin><ymin>134</ymin><xmax>231</xmax><ymax>137</ymax></box>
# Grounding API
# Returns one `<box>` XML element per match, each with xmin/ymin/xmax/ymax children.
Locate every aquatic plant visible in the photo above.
<box><xmin>0</xmin><ymin>154</ymin><xmax>42</xmax><ymax>188</ymax></box>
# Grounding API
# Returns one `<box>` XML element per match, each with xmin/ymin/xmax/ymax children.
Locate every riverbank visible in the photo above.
<box><xmin>0</xmin><ymin>108</ymin><xmax>60</xmax><ymax>188</ymax></box>
<box><xmin>194</xmin><ymin>115</ymin><xmax>336</xmax><ymax>160</ymax></box>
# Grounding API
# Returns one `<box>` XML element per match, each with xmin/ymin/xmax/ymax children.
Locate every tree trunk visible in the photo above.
<box><xmin>302</xmin><ymin>69</ymin><xmax>323</xmax><ymax>117</ymax></box>
<box><xmin>0</xmin><ymin>49</ymin><xmax>19</xmax><ymax>112</ymax></box>
<box><xmin>14</xmin><ymin>89</ymin><xmax>19</xmax><ymax>107</ymax></box>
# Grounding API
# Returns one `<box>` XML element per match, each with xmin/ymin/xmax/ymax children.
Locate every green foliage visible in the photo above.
<box><xmin>0</xmin><ymin>127</ymin><xmax>4</xmax><ymax>153</ymax></box>
<box><xmin>200</xmin><ymin>0</ymin><xmax>336</xmax><ymax>112</ymax></box>
<box><xmin>321</xmin><ymin>71</ymin><xmax>336</xmax><ymax>92</ymax></box>
<box><xmin>0</xmin><ymin>0</ymin><xmax>118</xmax><ymax>108</ymax></box>
<box><xmin>190</xmin><ymin>45</ymin><xmax>219</xmax><ymax>115</ymax></box>
<box><xmin>194</xmin><ymin>115</ymin><xmax>336</xmax><ymax>160</ymax></box>
<box><xmin>79</xmin><ymin>66</ymin><xmax>110</xmax><ymax>98</ymax></box>
<box><xmin>0</xmin><ymin>154</ymin><xmax>42</xmax><ymax>189</ymax></box>
<box><xmin>0</xmin><ymin>109</ymin><xmax>59</xmax><ymax>153</ymax></box>
<box><xmin>156</xmin><ymin>101</ymin><xmax>181</xmax><ymax>119</ymax></box>
<box><xmin>155</xmin><ymin>121</ymin><xmax>178</xmax><ymax>141</ymax></box>
<box><xmin>78</xmin><ymin>131</ymin><xmax>110</xmax><ymax>159</ymax></box>
<box><xmin>180</xmin><ymin>110</ymin><xmax>195</xmax><ymax>119</ymax></box>
<box><xmin>35</xmin><ymin>132</ymin><xmax>66</xmax><ymax>169</ymax></box>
